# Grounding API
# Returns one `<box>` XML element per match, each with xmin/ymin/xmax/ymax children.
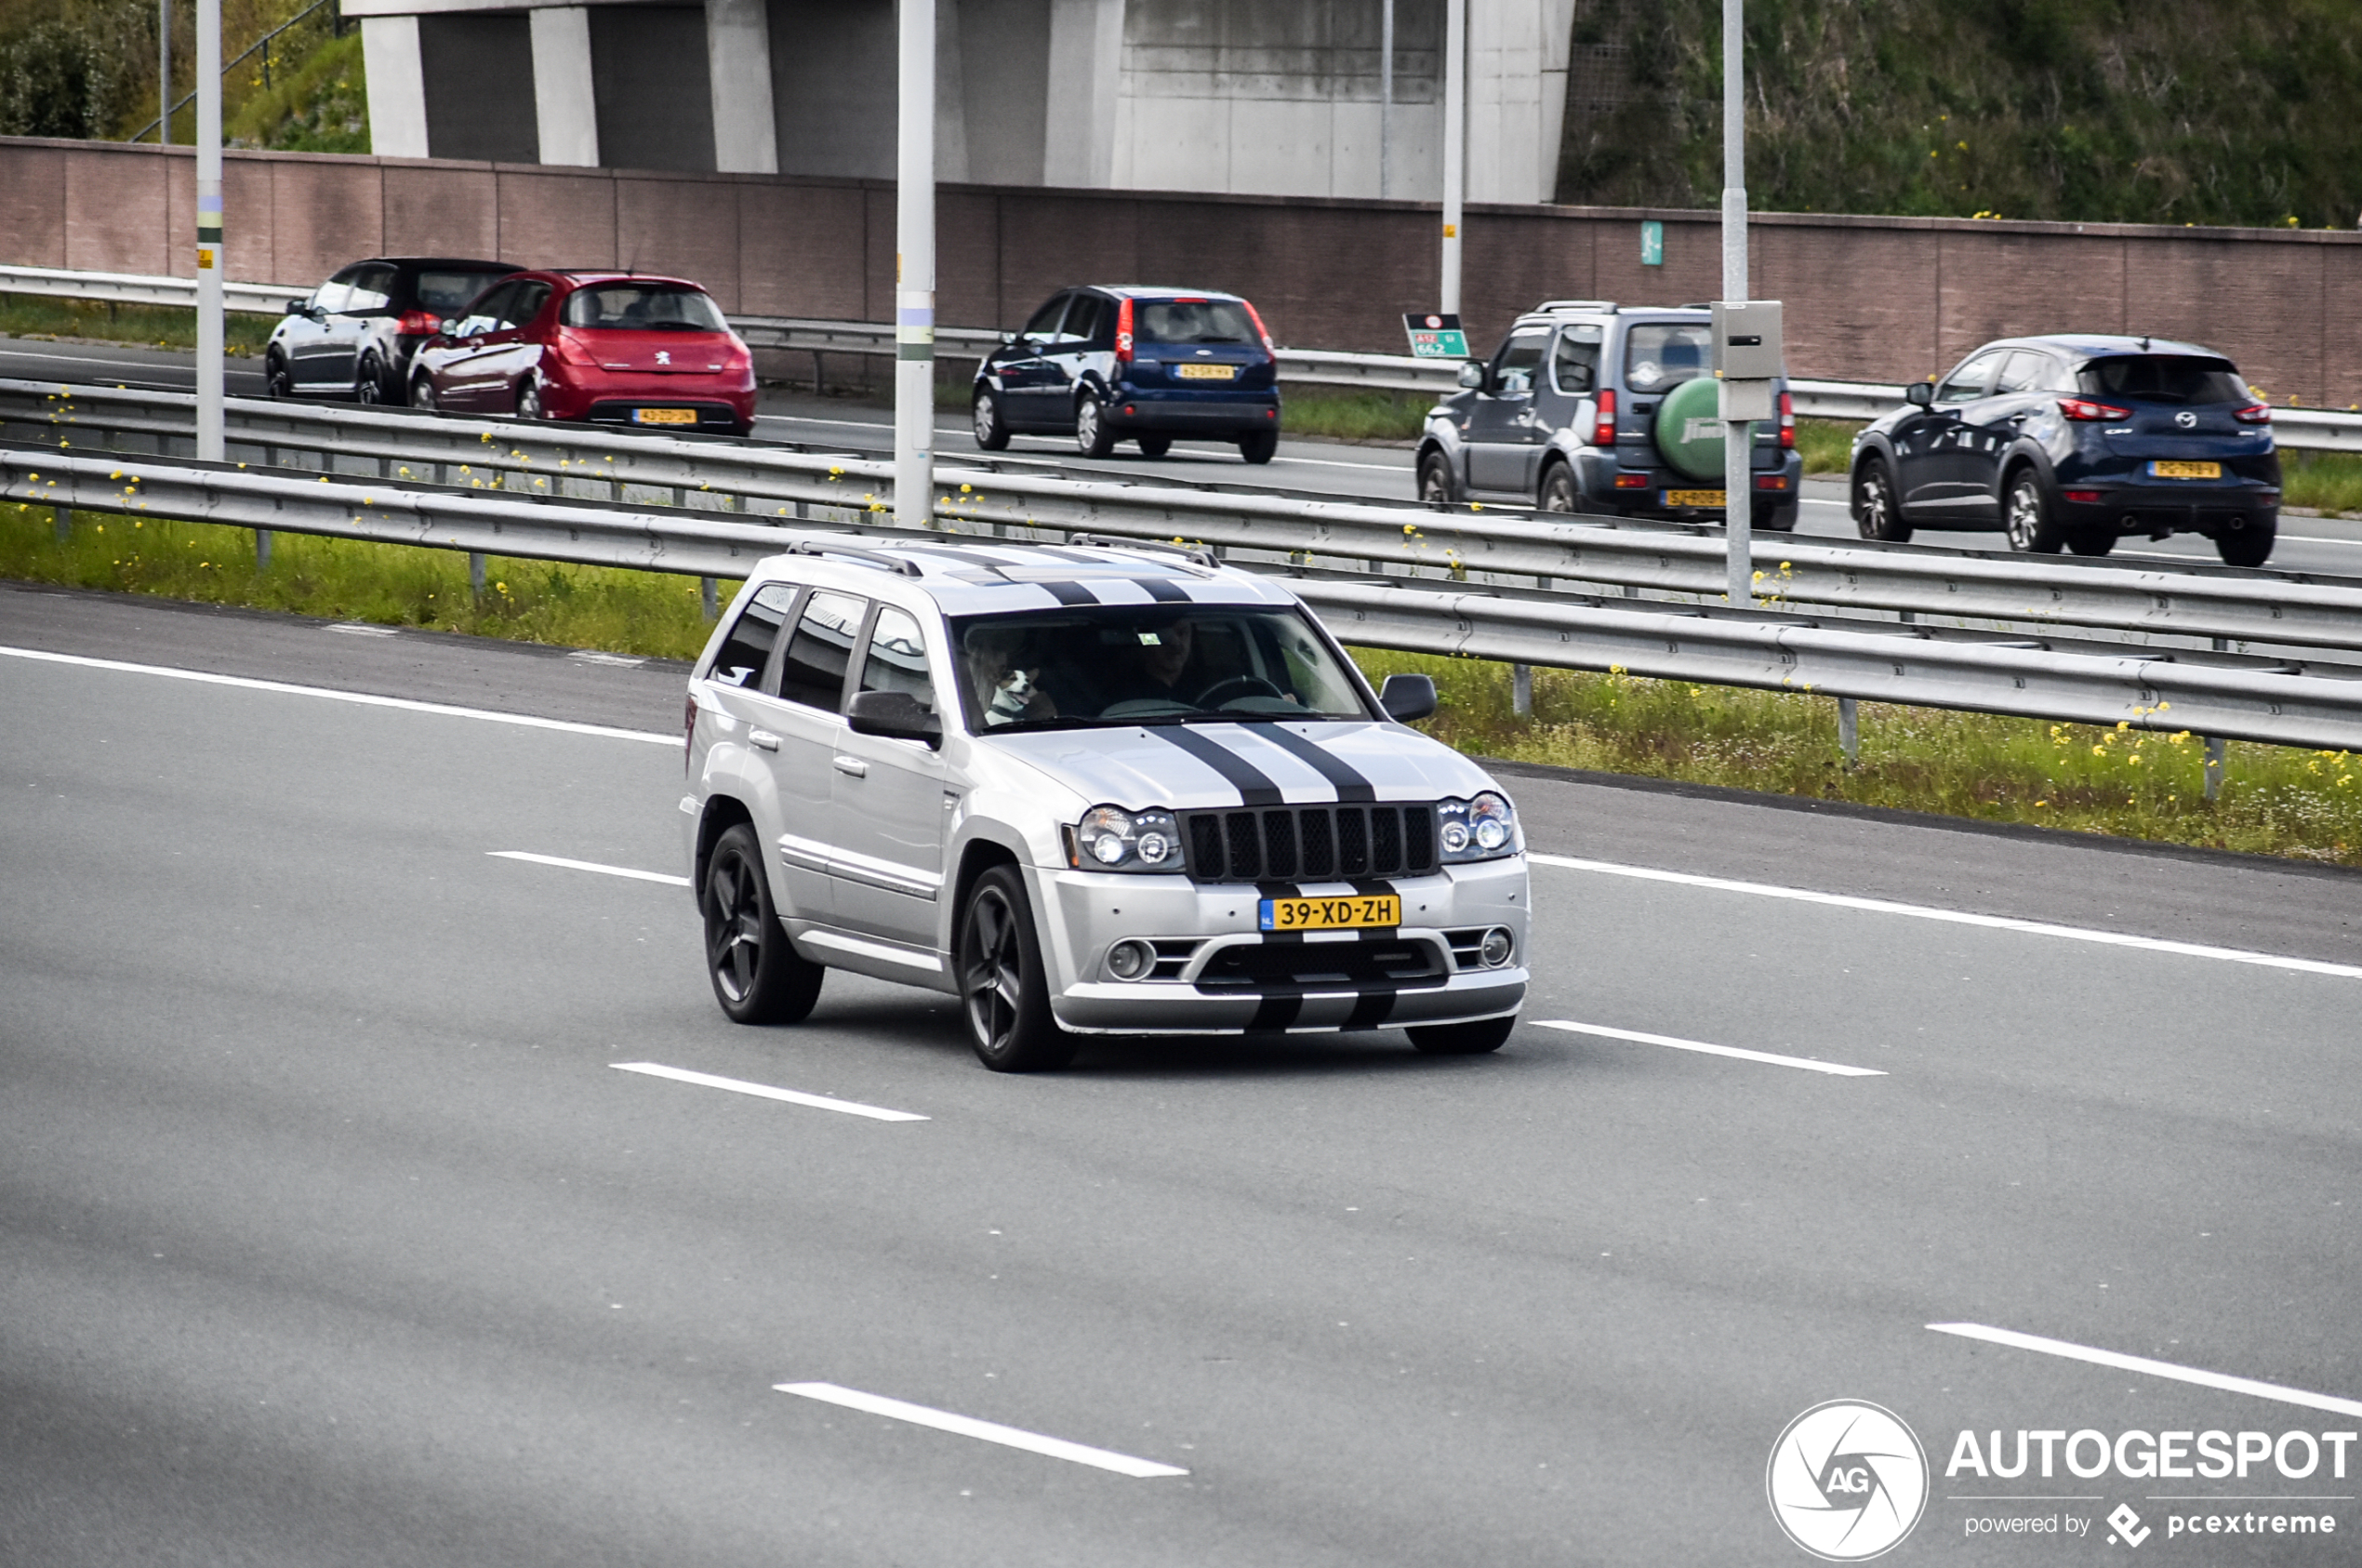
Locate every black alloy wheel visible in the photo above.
<box><xmin>409</xmin><ymin>375</ymin><xmax>439</xmax><ymax>412</ymax></box>
<box><xmin>516</xmin><ymin>379</ymin><xmax>544</xmax><ymax>420</ymax></box>
<box><xmin>1075</xmin><ymin>392</ymin><xmax>1115</xmax><ymax>458</ymax></box>
<box><xmin>957</xmin><ymin>865</ymin><xmax>1077</xmax><ymax>1072</ymax></box>
<box><xmin>1852</xmin><ymin>458</ymin><xmax>1909</xmax><ymax>542</ymax></box>
<box><xmin>1136</xmin><ymin>434</ymin><xmax>1172</xmax><ymax>458</ymax></box>
<box><xmin>703</xmin><ymin>823</ymin><xmax>824</xmax><ymax>1025</ymax></box>
<box><xmin>1408</xmin><ymin>1015</ymin><xmax>1517</xmax><ymax>1055</ymax></box>
<box><xmin>2003</xmin><ymin>469</ymin><xmax>2065</xmax><ymax>553</ymax></box>
<box><xmin>972</xmin><ymin>388</ymin><xmax>1010</xmax><ymax>450</ymax></box>
<box><xmin>2215</xmin><ymin>515</ymin><xmax>2277</xmax><ymax>568</ymax></box>
<box><xmin>1418</xmin><ymin>451</ymin><xmax>1459</xmax><ymax>505</ymax></box>
<box><xmin>354</xmin><ymin>353</ymin><xmax>387</xmax><ymax>405</ymax></box>
<box><xmin>264</xmin><ymin>354</ymin><xmax>293</xmax><ymax>400</ymax></box>
<box><xmin>1538</xmin><ymin>461</ymin><xmax>1578</xmax><ymax>513</ymax></box>
<box><xmin>1237</xmin><ymin>428</ymin><xmax>1278</xmax><ymax>465</ymax></box>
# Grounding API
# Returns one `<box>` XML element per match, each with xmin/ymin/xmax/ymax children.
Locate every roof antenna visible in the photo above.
<box><xmin>2137</xmin><ymin>333</ymin><xmax>2151</xmax><ymax>351</ymax></box>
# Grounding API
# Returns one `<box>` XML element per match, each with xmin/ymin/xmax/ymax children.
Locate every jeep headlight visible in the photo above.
<box><xmin>1437</xmin><ymin>791</ymin><xmax>1519</xmax><ymax>862</ymax></box>
<box><xmin>1067</xmin><ymin>805</ymin><xmax>1186</xmax><ymax>873</ymax></box>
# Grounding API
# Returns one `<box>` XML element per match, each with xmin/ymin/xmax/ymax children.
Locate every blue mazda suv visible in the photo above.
<box><xmin>1850</xmin><ymin>335</ymin><xmax>2280</xmax><ymax>565</ymax></box>
<box><xmin>971</xmin><ymin>286</ymin><xmax>1283</xmax><ymax>463</ymax></box>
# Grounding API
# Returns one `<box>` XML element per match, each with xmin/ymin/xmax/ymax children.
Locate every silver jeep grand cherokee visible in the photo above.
<box><xmin>681</xmin><ymin>535</ymin><xmax>1530</xmax><ymax>1071</ymax></box>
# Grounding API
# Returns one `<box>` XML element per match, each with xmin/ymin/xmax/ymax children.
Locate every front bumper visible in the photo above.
<box><xmin>1030</xmin><ymin>856</ymin><xmax>1530</xmax><ymax>1035</ymax></box>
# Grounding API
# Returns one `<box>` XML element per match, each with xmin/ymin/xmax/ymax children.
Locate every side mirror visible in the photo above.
<box><xmin>1904</xmin><ymin>380</ymin><xmax>1935</xmax><ymax>408</ymax></box>
<box><xmin>847</xmin><ymin>689</ymin><xmax>943</xmax><ymax>745</ymax></box>
<box><xmin>1457</xmin><ymin>361</ymin><xmax>1487</xmax><ymax>391</ymax></box>
<box><xmin>999</xmin><ymin>330</ymin><xmax>1016</xmax><ymax>345</ymax></box>
<box><xmin>284</xmin><ymin>299</ymin><xmax>309</xmax><ymax>317</ymax></box>
<box><xmin>1378</xmin><ymin>672</ymin><xmax>1438</xmax><ymax>723</ymax></box>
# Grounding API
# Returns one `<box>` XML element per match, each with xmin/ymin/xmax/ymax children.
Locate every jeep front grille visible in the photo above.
<box><xmin>1182</xmin><ymin>804</ymin><xmax>1439</xmax><ymax>883</ymax></box>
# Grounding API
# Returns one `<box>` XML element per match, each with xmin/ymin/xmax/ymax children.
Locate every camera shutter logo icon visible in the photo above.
<box><xmin>1766</xmin><ymin>1400</ymin><xmax>1929</xmax><ymax>1561</ymax></box>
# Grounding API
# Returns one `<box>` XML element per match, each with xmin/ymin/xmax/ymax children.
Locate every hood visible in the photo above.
<box><xmin>981</xmin><ymin>721</ymin><xmax>1498</xmax><ymax>811</ymax></box>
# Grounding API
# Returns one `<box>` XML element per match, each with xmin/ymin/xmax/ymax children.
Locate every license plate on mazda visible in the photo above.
<box><xmin>1259</xmin><ymin>895</ymin><xmax>1400</xmax><ymax>932</ymax></box>
<box><xmin>634</xmin><ymin>407</ymin><xmax>697</xmax><ymax>425</ymax></box>
<box><xmin>1663</xmin><ymin>488</ymin><xmax>1726</xmax><ymax>507</ymax></box>
<box><xmin>2150</xmin><ymin>459</ymin><xmax>2221</xmax><ymax>479</ymax></box>
<box><xmin>1175</xmin><ymin>363</ymin><xmax>1237</xmax><ymax>381</ymax></box>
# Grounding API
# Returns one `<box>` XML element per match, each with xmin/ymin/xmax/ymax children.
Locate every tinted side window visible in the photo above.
<box><xmin>1937</xmin><ymin>352</ymin><xmax>2005</xmax><ymax>403</ymax></box>
<box><xmin>346</xmin><ymin>264</ymin><xmax>397</xmax><ymax>313</ymax></box>
<box><xmin>1022</xmin><ymin>293</ymin><xmax>1070</xmax><ymax>339</ymax></box>
<box><xmin>707</xmin><ymin>583</ymin><xmax>799</xmax><ymax>687</ymax></box>
<box><xmin>312</xmin><ymin>274</ymin><xmax>353</xmax><ymax>313</ymax></box>
<box><xmin>1490</xmin><ymin>329</ymin><xmax>1550</xmax><ymax>394</ymax></box>
<box><xmin>413</xmin><ymin>267</ymin><xmax>513</xmax><ymax>314</ymax></box>
<box><xmin>499</xmin><ymin>282</ymin><xmax>551</xmax><ymax>328</ymax></box>
<box><xmin>1550</xmin><ymin>325</ymin><xmax>1603</xmax><ymax>393</ymax></box>
<box><xmin>856</xmin><ymin>605</ymin><xmax>936</xmax><ymax>711</ymax></box>
<box><xmin>776</xmin><ymin>591</ymin><xmax>868</xmax><ymax>712</ymax></box>
<box><xmin>1995</xmin><ymin>351</ymin><xmax>2054</xmax><ymax>393</ymax></box>
<box><xmin>458</xmin><ymin>281</ymin><xmax>517</xmax><ymax>333</ymax></box>
<box><xmin>1058</xmin><ymin>294</ymin><xmax>1108</xmax><ymax>346</ymax></box>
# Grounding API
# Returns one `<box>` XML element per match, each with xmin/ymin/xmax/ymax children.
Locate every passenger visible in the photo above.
<box><xmin>962</xmin><ymin>624</ymin><xmax>1055</xmax><ymax>725</ymax></box>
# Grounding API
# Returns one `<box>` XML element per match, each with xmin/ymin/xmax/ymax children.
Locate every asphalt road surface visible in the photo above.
<box><xmin>6</xmin><ymin>581</ymin><xmax>2360</xmax><ymax>1565</ymax></box>
<box><xmin>12</xmin><ymin>333</ymin><xmax>2362</xmax><ymax>580</ymax></box>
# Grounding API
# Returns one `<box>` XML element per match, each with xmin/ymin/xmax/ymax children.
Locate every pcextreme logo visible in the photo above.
<box><xmin>1767</xmin><ymin>1400</ymin><xmax>1931</xmax><ymax>1561</ymax></box>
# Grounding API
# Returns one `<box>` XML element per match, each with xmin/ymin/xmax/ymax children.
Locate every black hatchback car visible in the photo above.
<box><xmin>970</xmin><ymin>286</ymin><xmax>1283</xmax><ymax>463</ymax></box>
<box><xmin>265</xmin><ymin>257</ymin><xmax>520</xmax><ymax>405</ymax></box>
<box><xmin>1850</xmin><ymin>335</ymin><xmax>2280</xmax><ymax>565</ymax></box>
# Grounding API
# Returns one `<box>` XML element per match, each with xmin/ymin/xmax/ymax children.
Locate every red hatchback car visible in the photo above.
<box><xmin>406</xmin><ymin>270</ymin><xmax>757</xmax><ymax>436</ymax></box>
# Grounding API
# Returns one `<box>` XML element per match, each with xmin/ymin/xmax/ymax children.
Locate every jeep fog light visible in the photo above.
<box><xmin>1480</xmin><ymin>927</ymin><xmax>1515</xmax><ymax>967</ymax></box>
<box><xmin>1106</xmin><ymin>939</ymin><xmax>1154</xmax><ymax>980</ymax></box>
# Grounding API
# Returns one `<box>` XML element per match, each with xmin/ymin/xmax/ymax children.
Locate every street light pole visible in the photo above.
<box><xmin>1378</xmin><ymin>0</ymin><xmax>1393</xmax><ymax>199</ymax></box>
<box><xmin>1440</xmin><ymin>0</ymin><xmax>1464</xmax><ymax>313</ymax></box>
<box><xmin>158</xmin><ymin>0</ymin><xmax>170</xmax><ymax>143</ymax></box>
<box><xmin>893</xmin><ymin>0</ymin><xmax>936</xmax><ymax>531</ymax></box>
<box><xmin>195</xmin><ymin>0</ymin><xmax>223</xmax><ymax>467</ymax></box>
<box><xmin>1720</xmin><ymin>0</ymin><xmax>1751</xmax><ymax>606</ymax></box>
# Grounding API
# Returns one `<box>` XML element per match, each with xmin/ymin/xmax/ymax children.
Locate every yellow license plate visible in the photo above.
<box><xmin>1175</xmin><ymin>363</ymin><xmax>1238</xmax><ymax>381</ymax></box>
<box><xmin>1664</xmin><ymin>489</ymin><xmax>1727</xmax><ymax>507</ymax></box>
<box><xmin>633</xmin><ymin>407</ymin><xmax>698</xmax><ymax>425</ymax></box>
<box><xmin>1259</xmin><ymin>895</ymin><xmax>1400</xmax><ymax>932</ymax></box>
<box><xmin>2150</xmin><ymin>459</ymin><xmax>2221</xmax><ymax>479</ymax></box>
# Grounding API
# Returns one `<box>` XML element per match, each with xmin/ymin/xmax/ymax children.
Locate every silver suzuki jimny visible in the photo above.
<box><xmin>681</xmin><ymin>535</ymin><xmax>1530</xmax><ymax>1070</ymax></box>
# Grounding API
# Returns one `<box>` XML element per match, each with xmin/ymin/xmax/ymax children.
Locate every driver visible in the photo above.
<box><xmin>1135</xmin><ymin>617</ymin><xmax>1196</xmax><ymax>697</ymax></box>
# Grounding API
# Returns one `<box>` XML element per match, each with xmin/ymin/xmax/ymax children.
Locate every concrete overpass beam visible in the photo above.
<box><xmin>361</xmin><ymin>15</ymin><xmax>429</xmax><ymax>159</ymax></box>
<box><xmin>530</xmin><ymin>7</ymin><xmax>600</xmax><ymax>166</ymax></box>
<box><xmin>708</xmin><ymin>0</ymin><xmax>779</xmax><ymax>173</ymax></box>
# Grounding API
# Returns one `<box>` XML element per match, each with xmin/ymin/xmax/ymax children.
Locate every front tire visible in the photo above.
<box><xmin>410</xmin><ymin>374</ymin><xmax>439</xmax><ymax>412</ymax></box>
<box><xmin>2215</xmin><ymin>515</ymin><xmax>2276</xmax><ymax>568</ymax></box>
<box><xmin>972</xmin><ymin>388</ymin><xmax>1010</xmax><ymax>450</ymax></box>
<box><xmin>703</xmin><ymin>824</ymin><xmax>824</xmax><ymax>1025</ymax></box>
<box><xmin>1408</xmin><ymin>1015</ymin><xmax>1516</xmax><ymax>1055</ymax></box>
<box><xmin>1074</xmin><ymin>392</ymin><xmax>1115</xmax><ymax>458</ymax></box>
<box><xmin>1853</xmin><ymin>458</ymin><xmax>1909</xmax><ymax>541</ymax></box>
<box><xmin>2003</xmin><ymin>469</ymin><xmax>2065</xmax><ymax>553</ymax></box>
<box><xmin>516</xmin><ymin>379</ymin><xmax>544</xmax><ymax>420</ymax></box>
<box><xmin>1418</xmin><ymin>450</ymin><xmax>1460</xmax><ymax>505</ymax></box>
<box><xmin>1538</xmin><ymin>460</ymin><xmax>1578</xmax><ymax>513</ymax></box>
<box><xmin>957</xmin><ymin>865</ymin><xmax>1077</xmax><ymax>1072</ymax></box>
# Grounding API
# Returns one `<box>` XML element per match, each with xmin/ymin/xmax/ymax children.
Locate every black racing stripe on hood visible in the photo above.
<box><xmin>1244</xmin><ymin>723</ymin><xmax>1375</xmax><ymax>803</ymax></box>
<box><xmin>1153</xmin><ymin>726</ymin><xmax>1283</xmax><ymax>805</ymax></box>
<box><xmin>1248</xmin><ymin>993</ymin><xmax>1303</xmax><ymax>1031</ymax></box>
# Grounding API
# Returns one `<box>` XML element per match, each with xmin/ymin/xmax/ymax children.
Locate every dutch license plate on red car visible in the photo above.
<box><xmin>634</xmin><ymin>408</ymin><xmax>697</xmax><ymax>426</ymax></box>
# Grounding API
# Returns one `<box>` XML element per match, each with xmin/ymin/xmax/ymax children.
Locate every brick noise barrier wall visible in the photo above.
<box><xmin>5</xmin><ymin>135</ymin><xmax>2359</xmax><ymax>405</ymax></box>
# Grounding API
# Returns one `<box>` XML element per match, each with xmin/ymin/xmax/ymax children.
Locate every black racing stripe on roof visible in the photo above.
<box><xmin>1135</xmin><ymin>577</ymin><xmax>1189</xmax><ymax>603</ymax></box>
<box><xmin>1244</xmin><ymin>723</ymin><xmax>1374</xmax><ymax>803</ymax></box>
<box><xmin>1152</xmin><ymin>726</ymin><xmax>1283</xmax><ymax>805</ymax></box>
<box><xmin>1038</xmin><ymin>580</ymin><xmax>1098</xmax><ymax>605</ymax></box>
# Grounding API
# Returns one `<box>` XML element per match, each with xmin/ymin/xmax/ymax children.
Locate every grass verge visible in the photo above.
<box><xmin>7</xmin><ymin>503</ymin><xmax>2358</xmax><ymax>867</ymax></box>
<box><xmin>2</xmin><ymin>293</ymin><xmax>280</xmax><ymax>356</ymax></box>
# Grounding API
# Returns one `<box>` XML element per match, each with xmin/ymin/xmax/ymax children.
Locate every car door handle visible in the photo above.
<box><xmin>748</xmin><ymin>729</ymin><xmax>780</xmax><ymax>752</ymax></box>
<box><xmin>833</xmin><ymin>755</ymin><xmax>869</xmax><ymax>777</ymax></box>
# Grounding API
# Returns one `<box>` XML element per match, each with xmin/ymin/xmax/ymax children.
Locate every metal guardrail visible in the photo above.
<box><xmin>9</xmin><ymin>376</ymin><xmax>2362</xmax><ymax>662</ymax></box>
<box><xmin>7</xmin><ymin>444</ymin><xmax>2362</xmax><ymax>751</ymax></box>
<box><xmin>13</xmin><ymin>261</ymin><xmax>2359</xmax><ymax>443</ymax></box>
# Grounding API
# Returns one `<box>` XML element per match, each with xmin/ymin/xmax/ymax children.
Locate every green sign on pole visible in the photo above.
<box><xmin>1640</xmin><ymin>219</ymin><xmax>1664</xmax><ymax>266</ymax></box>
<box><xmin>1402</xmin><ymin>312</ymin><xmax>1470</xmax><ymax>359</ymax></box>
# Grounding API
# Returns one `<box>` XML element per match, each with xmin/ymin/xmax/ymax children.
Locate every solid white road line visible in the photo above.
<box><xmin>1534</xmin><ymin>1019</ymin><xmax>1886</xmax><ymax>1077</ymax></box>
<box><xmin>489</xmin><ymin>850</ymin><xmax>690</xmax><ymax>886</ymax></box>
<box><xmin>610</xmin><ymin>1062</ymin><xmax>927</xmax><ymax>1123</ymax></box>
<box><xmin>774</xmin><ymin>1382</ymin><xmax>1188</xmax><ymax>1477</ymax></box>
<box><xmin>0</xmin><ymin>646</ymin><xmax>679</xmax><ymax>744</ymax></box>
<box><xmin>1927</xmin><ymin>1323</ymin><xmax>2362</xmax><ymax>1420</ymax></box>
<box><xmin>1528</xmin><ymin>853</ymin><xmax>2362</xmax><ymax>981</ymax></box>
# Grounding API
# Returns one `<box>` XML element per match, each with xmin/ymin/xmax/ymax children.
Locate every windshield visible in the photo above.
<box><xmin>951</xmin><ymin>605</ymin><xmax>1372</xmax><ymax>731</ymax></box>
<box><xmin>1135</xmin><ymin>299</ymin><xmax>1258</xmax><ymax>346</ymax></box>
<box><xmin>1623</xmin><ymin>321</ymin><xmax>1714</xmax><ymax>392</ymax></box>
<box><xmin>561</xmin><ymin>284</ymin><xmax>730</xmax><ymax>332</ymax></box>
<box><xmin>415</xmin><ymin>268</ymin><xmax>514</xmax><ymax>314</ymax></box>
<box><xmin>2079</xmin><ymin>355</ymin><xmax>2249</xmax><ymax>405</ymax></box>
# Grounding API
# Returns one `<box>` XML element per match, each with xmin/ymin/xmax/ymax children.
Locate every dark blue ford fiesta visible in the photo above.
<box><xmin>969</xmin><ymin>286</ymin><xmax>1283</xmax><ymax>464</ymax></box>
<box><xmin>1849</xmin><ymin>334</ymin><xmax>2281</xmax><ymax>566</ymax></box>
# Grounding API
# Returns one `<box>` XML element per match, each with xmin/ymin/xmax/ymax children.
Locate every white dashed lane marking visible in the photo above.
<box><xmin>1534</xmin><ymin>1019</ymin><xmax>1886</xmax><ymax>1077</ymax></box>
<box><xmin>1928</xmin><ymin>1323</ymin><xmax>2362</xmax><ymax>1421</ymax></box>
<box><xmin>490</xmin><ymin>850</ymin><xmax>690</xmax><ymax>886</ymax></box>
<box><xmin>611</xmin><ymin>1063</ymin><xmax>928</xmax><ymax>1123</ymax></box>
<box><xmin>775</xmin><ymin>1382</ymin><xmax>1188</xmax><ymax>1477</ymax></box>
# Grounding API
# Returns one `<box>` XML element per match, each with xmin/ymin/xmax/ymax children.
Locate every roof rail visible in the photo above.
<box><xmin>1533</xmin><ymin>299</ymin><xmax>1617</xmax><ymax>313</ymax></box>
<box><xmin>1068</xmin><ymin>534</ymin><xmax>1220</xmax><ymax>571</ymax></box>
<box><xmin>784</xmin><ymin>538</ymin><xmax>924</xmax><ymax>577</ymax></box>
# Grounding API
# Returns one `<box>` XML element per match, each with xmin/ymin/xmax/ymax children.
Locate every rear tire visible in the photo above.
<box><xmin>1852</xmin><ymin>458</ymin><xmax>1909</xmax><ymax>542</ymax></box>
<box><xmin>1418</xmin><ymin>450</ymin><xmax>1460</xmax><ymax>505</ymax></box>
<box><xmin>972</xmin><ymin>388</ymin><xmax>1010</xmax><ymax>450</ymax></box>
<box><xmin>2003</xmin><ymin>468</ymin><xmax>2065</xmax><ymax>553</ymax></box>
<box><xmin>355</xmin><ymin>352</ymin><xmax>388</xmax><ymax>405</ymax></box>
<box><xmin>2067</xmin><ymin>529</ymin><xmax>2117</xmax><ymax>557</ymax></box>
<box><xmin>1408</xmin><ymin>1015</ymin><xmax>1516</xmax><ymax>1055</ymax></box>
<box><xmin>703</xmin><ymin>824</ymin><xmax>825</xmax><ymax>1025</ymax></box>
<box><xmin>1237</xmin><ymin>428</ymin><xmax>1278</xmax><ymax>464</ymax></box>
<box><xmin>2215</xmin><ymin>516</ymin><xmax>2276</xmax><ymax>568</ymax></box>
<box><xmin>1758</xmin><ymin>501</ymin><xmax>1799</xmax><ymax>533</ymax></box>
<box><xmin>1074</xmin><ymin>392</ymin><xmax>1116</xmax><ymax>458</ymax></box>
<box><xmin>265</xmin><ymin>353</ymin><xmax>293</xmax><ymax>400</ymax></box>
<box><xmin>1136</xmin><ymin>434</ymin><xmax>1172</xmax><ymax>458</ymax></box>
<box><xmin>957</xmin><ymin>865</ymin><xmax>1078</xmax><ymax>1072</ymax></box>
<box><xmin>1538</xmin><ymin>460</ymin><xmax>1578</xmax><ymax>513</ymax></box>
